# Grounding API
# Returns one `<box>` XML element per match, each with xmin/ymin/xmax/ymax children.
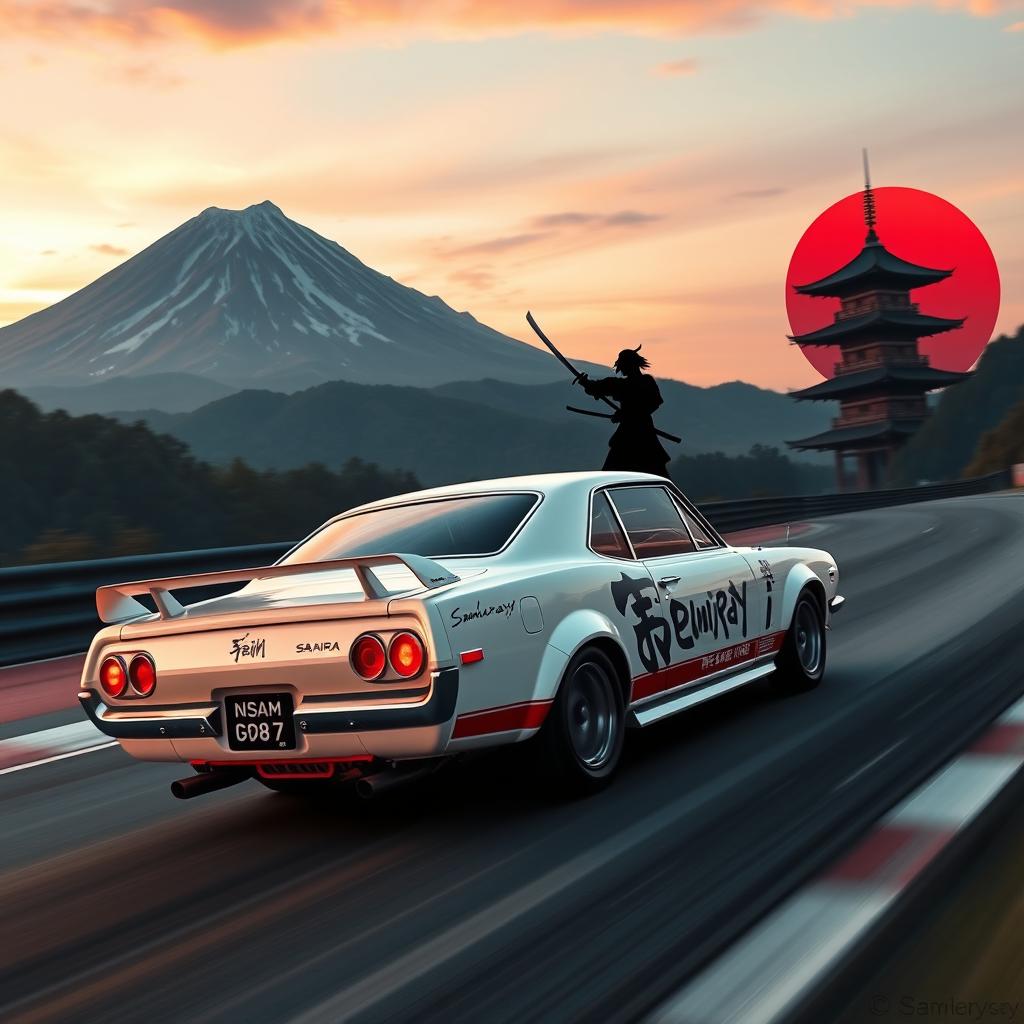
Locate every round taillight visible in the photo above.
<box><xmin>351</xmin><ymin>634</ymin><xmax>386</xmax><ymax>680</ymax></box>
<box><xmin>129</xmin><ymin>653</ymin><xmax>157</xmax><ymax>696</ymax></box>
<box><xmin>388</xmin><ymin>632</ymin><xmax>425</xmax><ymax>679</ymax></box>
<box><xmin>99</xmin><ymin>656</ymin><xmax>127</xmax><ymax>698</ymax></box>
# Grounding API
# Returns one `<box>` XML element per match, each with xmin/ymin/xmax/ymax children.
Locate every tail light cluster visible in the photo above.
<box><xmin>129</xmin><ymin>653</ymin><xmax>157</xmax><ymax>696</ymax></box>
<box><xmin>388</xmin><ymin>632</ymin><xmax>425</xmax><ymax>679</ymax></box>
<box><xmin>99</xmin><ymin>653</ymin><xmax>157</xmax><ymax>698</ymax></box>
<box><xmin>351</xmin><ymin>634</ymin><xmax>386</xmax><ymax>680</ymax></box>
<box><xmin>350</xmin><ymin>631</ymin><xmax>426</xmax><ymax>681</ymax></box>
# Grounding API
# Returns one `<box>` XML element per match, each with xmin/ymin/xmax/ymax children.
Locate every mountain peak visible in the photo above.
<box><xmin>198</xmin><ymin>199</ymin><xmax>286</xmax><ymax>222</ymax></box>
<box><xmin>0</xmin><ymin>202</ymin><xmax>561</xmax><ymax>390</ymax></box>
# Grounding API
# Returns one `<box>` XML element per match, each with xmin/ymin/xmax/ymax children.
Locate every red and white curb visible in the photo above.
<box><xmin>0</xmin><ymin>721</ymin><xmax>114</xmax><ymax>775</ymax></box>
<box><xmin>649</xmin><ymin>693</ymin><xmax>1024</xmax><ymax>1024</ymax></box>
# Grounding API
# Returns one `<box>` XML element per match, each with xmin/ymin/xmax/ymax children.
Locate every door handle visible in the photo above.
<box><xmin>658</xmin><ymin>576</ymin><xmax>681</xmax><ymax>588</ymax></box>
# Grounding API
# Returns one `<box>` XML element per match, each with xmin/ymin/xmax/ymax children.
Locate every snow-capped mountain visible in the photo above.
<box><xmin>0</xmin><ymin>201</ymin><xmax>563</xmax><ymax>389</ymax></box>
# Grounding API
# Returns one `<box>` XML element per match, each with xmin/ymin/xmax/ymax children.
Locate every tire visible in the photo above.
<box><xmin>536</xmin><ymin>645</ymin><xmax>626</xmax><ymax>796</ymax></box>
<box><xmin>772</xmin><ymin>590</ymin><xmax>826</xmax><ymax>694</ymax></box>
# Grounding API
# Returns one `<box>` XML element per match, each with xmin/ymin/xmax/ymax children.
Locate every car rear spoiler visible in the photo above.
<box><xmin>95</xmin><ymin>553</ymin><xmax>461</xmax><ymax>624</ymax></box>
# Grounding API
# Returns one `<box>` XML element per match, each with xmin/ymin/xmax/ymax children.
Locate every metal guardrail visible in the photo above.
<box><xmin>0</xmin><ymin>470</ymin><xmax>1011</xmax><ymax>668</ymax></box>
<box><xmin>0</xmin><ymin>542</ymin><xmax>290</xmax><ymax>667</ymax></box>
<box><xmin>701</xmin><ymin>469</ymin><xmax>1012</xmax><ymax>533</ymax></box>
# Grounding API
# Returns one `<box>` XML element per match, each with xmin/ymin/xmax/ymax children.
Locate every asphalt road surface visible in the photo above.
<box><xmin>3</xmin><ymin>492</ymin><xmax>1024</xmax><ymax>1024</ymax></box>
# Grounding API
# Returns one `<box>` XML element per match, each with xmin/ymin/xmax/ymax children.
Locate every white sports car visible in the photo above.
<box><xmin>79</xmin><ymin>472</ymin><xmax>843</xmax><ymax>798</ymax></box>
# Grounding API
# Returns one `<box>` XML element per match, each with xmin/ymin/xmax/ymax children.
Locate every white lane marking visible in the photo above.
<box><xmin>0</xmin><ymin>742</ymin><xmax>118</xmax><ymax>776</ymax></box>
<box><xmin>0</xmin><ymin>720</ymin><xmax>109</xmax><ymax>774</ymax></box>
<box><xmin>881</xmin><ymin>753</ymin><xmax>1024</xmax><ymax>830</ymax></box>
<box><xmin>833</xmin><ymin>739</ymin><xmax>904</xmax><ymax>791</ymax></box>
<box><xmin>998</xmin><ymin>695</ymin><xmax>1024</xmax><ymax>725</ymax></box>
<box><xmin>4</xmin><ymin>720</ymin><xmax>105</xmax><ymax>751</ymax></box>
<box><xmin>650</xmin><ymin>886</ymin><xmax>893</xmax><ymax>1024</ymax></box>
<box><xmin>896</xmin><ymin>695</ymin><xmax>932</xmax><ymax>721</ymax></box>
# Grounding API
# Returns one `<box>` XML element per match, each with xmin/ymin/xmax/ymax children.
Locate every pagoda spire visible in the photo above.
<box><xmin>862</xmin><ymin>148</ymin><xmax>879</xmax><ymax>244</ymax></box>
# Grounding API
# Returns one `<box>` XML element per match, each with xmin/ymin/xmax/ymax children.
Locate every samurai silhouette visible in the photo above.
<box><xmin>579</xmin><ymin>347</ymin><xmax>671</xmax><ymax>478</ymax></box>
<box><xmin>524</xmin><ymin>313</ymin><xmax>680</xmax><ymax>475</ymax></box>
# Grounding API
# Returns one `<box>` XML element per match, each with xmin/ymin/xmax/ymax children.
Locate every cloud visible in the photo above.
<box><xmin>39</xmin><ymin>249</ymin><xmax>57</xmax><ymax>256</ymax></box>
<box><xmin>533</xmin><ymin>211</ymin><xmax>598</xmax><ymax>227</ymax></box>
<box><xmin>433</xmin><ymin>210</ymin><xmax>665</xmax><ymax>271</ymax></box>
<box><xmin>654</xmin><ymin>58</ymin><xmax>699</xmax><ymax>76</ymax></box>
<box><xmin>531</xmin><ymin>209</ymin><xmax>663</xmax><ymax>229</ymax></box>
<box><xmin>0</xmin><ymin>1</ymin><xmax>1018</xmax><ymax>48</ymax></box>
<box><xmin>90</xmin><ymin>242</ymin><xmax>130</xmax><ymax>256</ymax></box>
<box><xmin>440</xmin><ymin>232</ymin><xmax>552</xmax><ymax>258</ymax></box>
<box><xmin>1006</xmin><ymin>19</ymin><xmax>1024</xmax><ymax>28</ymax></box>
<box><xmin>117</xmin><ymin>62</ymin><xmax>186</xmax><ymax>89</ymax></box>
<box><xmin>604</xmin><ymin>210</ymin><xmax>663</xmax><ymax>226</ymax></box>
<box><xmin>727</xmin><ymin>187</ymin><xmax>788</xmax><ymax>199</ymax></box>
<box><xmin>449</xmin><ymin>266</ymin><xmax>497</xmax><ymax>290</ymax></box>
<box><xmin>0</xmin><ymin>0</ymin><xmax>331</xmax><ymax>46</ymax></box>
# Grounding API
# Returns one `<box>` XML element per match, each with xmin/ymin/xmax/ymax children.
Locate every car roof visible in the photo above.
<box><xmin>345</xmin><ymin>471</ymin><xmax>670</xmax><ymax>516</ymax></box>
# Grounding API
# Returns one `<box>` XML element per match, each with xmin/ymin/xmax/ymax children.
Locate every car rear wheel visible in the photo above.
<box><xmin>536</xmin><ymin>646</ymin><xmax>625</xmax><ymax>796</ymax></box>
<box><xmin>773</xmin><ymin>590</ymin><xmax>826</xmax><ymax>694</ymax></box>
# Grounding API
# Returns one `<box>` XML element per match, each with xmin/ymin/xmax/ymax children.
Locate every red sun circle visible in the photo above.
<box><xmin>785</xmin><ymin>186</ymin><xmax>1000</xmax><ymax>379</ymax></box>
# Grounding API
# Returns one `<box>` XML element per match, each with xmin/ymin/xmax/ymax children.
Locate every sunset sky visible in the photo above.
<box><xmin>1</xmin><ymin>0</ymin><xmax>1022</xmax><ymax>390</ymax></box>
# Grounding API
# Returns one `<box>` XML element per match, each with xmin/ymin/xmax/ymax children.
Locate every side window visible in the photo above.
<box><xmin>673</xmin><ymin>498</ymin><xmax>719</xmax><ymax>549</ymax></box>
<box><xmin>608</xmin><ymin>486</ymin><xmax>696</xmax><ymax>558</ymax></box>
<box><xmin>590</xmin><ymin>491</ymin><xmax>633</xmax><ymax>559</ymax></box>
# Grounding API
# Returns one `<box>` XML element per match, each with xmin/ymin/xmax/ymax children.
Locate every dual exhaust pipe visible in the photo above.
<box><xmin>354</xmin><ymin>762</ymin><xmax>438</xmax><ymax>799</ymax></box>
<box><xmin>170</xmin><ymin>768</ymin><xmax>250</xmax><ymax>800</ymax></box>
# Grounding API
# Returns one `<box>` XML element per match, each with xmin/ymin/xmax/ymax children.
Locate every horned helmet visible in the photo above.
<box><xmin>613</xmin><ymin>345</ymin><xmax>650</xmax><ymax>375</ymax></box>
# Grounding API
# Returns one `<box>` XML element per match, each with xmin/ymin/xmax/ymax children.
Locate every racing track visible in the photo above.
<box><xmin>2</xmin><ymin>491</ymin><xmax>1024</xmax><ymax>1024</ymax></box>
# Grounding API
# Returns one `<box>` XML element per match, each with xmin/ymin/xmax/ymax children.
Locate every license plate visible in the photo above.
<box><xmin>225</xmin><ymin>692</ymin><xmax>296</xmax><ymax>751</ymax></box>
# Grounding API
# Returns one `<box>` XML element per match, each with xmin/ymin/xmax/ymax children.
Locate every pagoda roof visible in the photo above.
<box><xmin>794</xmin><ymin>238</ymin><xmax>953</xmax><ymax>298</ymax></box>
<box><xmin>790</xmin><ymin>365</ymin><xmax>970</xmax><ymax>401</ymax></box>
<box><xmin>789</xmin><ymin>308</ymin><xmax>965</xmax><ymax>346</ymax></box>
<box><xmin>787</xmin><ymin>418</ymin><xmax>921</xmax><ymax>451</ymax></box>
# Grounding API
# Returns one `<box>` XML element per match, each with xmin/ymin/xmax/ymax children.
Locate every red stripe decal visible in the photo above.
<box><xmin>631</xmin><ymin>631</ymin><xmax>786</xmax><ymax>703</ymax></box>
<box><xmin>452</xmin><ymin>700</ymin><xmax>553</xmax><ymax>738</ymax></box>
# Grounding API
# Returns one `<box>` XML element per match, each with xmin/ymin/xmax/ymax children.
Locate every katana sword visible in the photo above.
<box><xmin>526</xmin><ymin>311</ymin><xmax>617</xmax><ymax>414</ymax></box>
<box><xmin>525</xmin><ymin>311</ymin><xmax>681</xmax><ymax>445</ymax></box>
<box><xmin>566</xmin><ymin>405</ymin><xmax>615</xmax><ymax>420</ymax></box>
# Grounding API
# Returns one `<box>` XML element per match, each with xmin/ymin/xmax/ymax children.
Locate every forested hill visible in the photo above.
<box><xmin>115</xmin><ymin>375</ymin><xmax>830</xmax><ymax>485</ymax></box>
<box><xmin>891</xmin><ymin>326</ymin><xmax>1024</xmax><ymax>485</ymax></box>
<box><xmin>0</xmin><ymin>390</ymin><xmax>417</xmax><ymax>566</ymax></box>
<box><xmin>966</xmin><ymin>395</ymin><xmax>1024</xmax><ymax>477</ymax></box>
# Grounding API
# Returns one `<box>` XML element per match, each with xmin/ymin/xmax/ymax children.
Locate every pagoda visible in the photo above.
<box><xmin>787</xmin><ymin>154</ymin><xmax>969</xmax><ymax>491</ymax></box>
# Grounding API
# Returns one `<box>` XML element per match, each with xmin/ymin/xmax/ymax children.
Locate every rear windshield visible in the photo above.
<box><xmin>283</xmin><ymin>493</ymin><xmax>538</xmax><ymax>563</ymax></box>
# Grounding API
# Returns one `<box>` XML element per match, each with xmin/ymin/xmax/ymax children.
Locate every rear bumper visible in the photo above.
<box><xmin>79</xmin><ymin>667</ymin><xmax>460</xmax><ymax>749</ymax></box>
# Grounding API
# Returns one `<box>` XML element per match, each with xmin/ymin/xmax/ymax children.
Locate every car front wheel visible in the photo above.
<box><xmin>536</xmin><ymin>645</ymin><xmax>625</xmax><ymax>796</ymax></box>
<box><xmin>773</xmin><ymin>590</ymin><xmax>826</xmax><ymax>694</ymax></box>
